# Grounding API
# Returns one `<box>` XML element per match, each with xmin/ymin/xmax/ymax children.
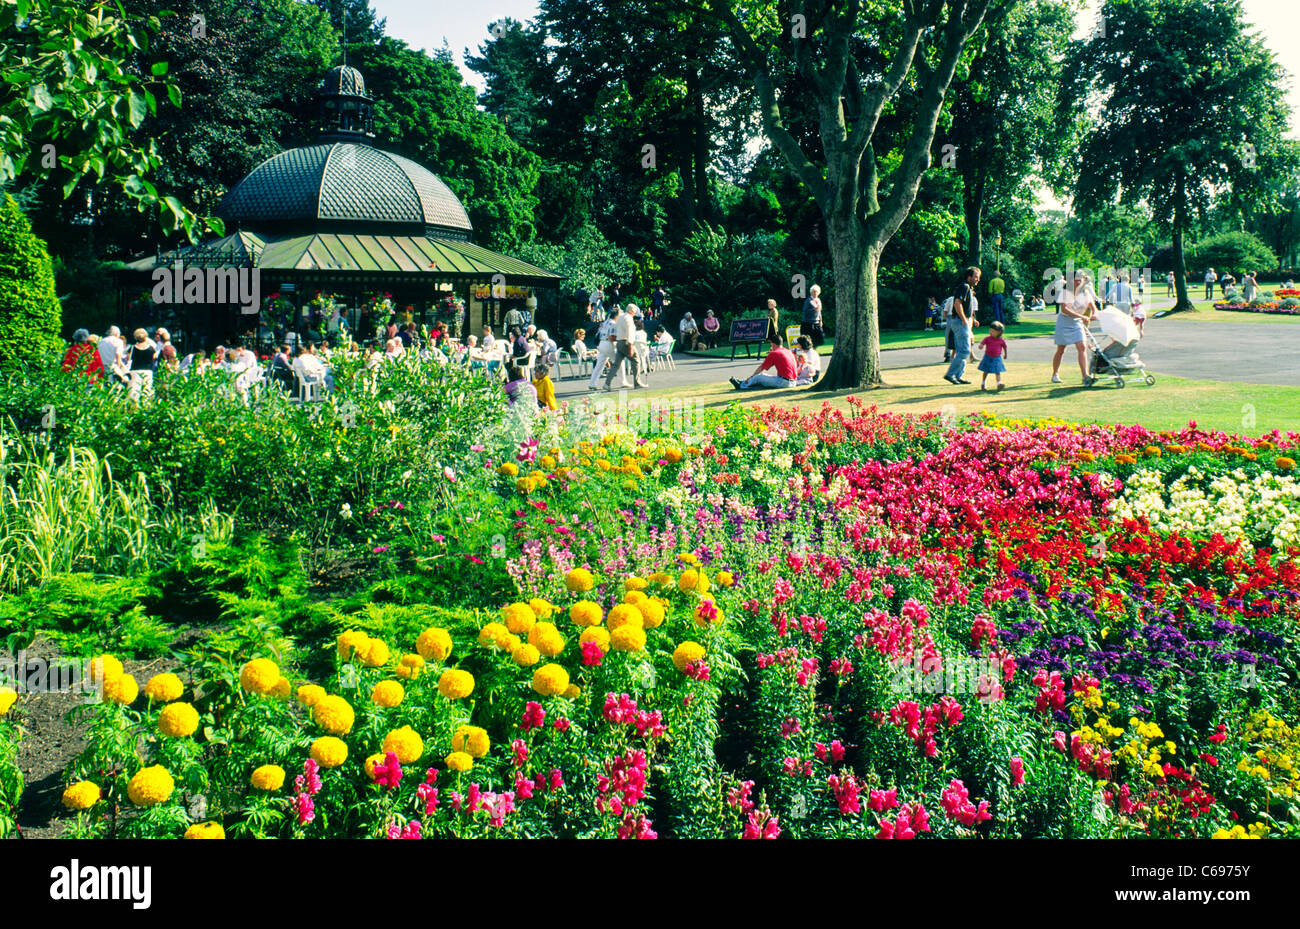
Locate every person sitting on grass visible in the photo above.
<box><xmin>729</xmin><ymin>334</ymin><xmax>799</xmax><ymax>390</ymax></box>
<box><xmin>794</xmin><ymin>335</ymin><xmax>821</xmax><ymax>386</ymax></box>
<box><xmin>533</xmin><ymin>363</ymin><xmax>558</xmax><ymax>411</ymax></box>
<box><xmin>977</xmin><ymin>321</ymin><xmax>1008</xmax><ymax>392</ymax></box>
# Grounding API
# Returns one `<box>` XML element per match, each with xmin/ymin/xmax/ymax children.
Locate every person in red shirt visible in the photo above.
<box><xmin>61</xmin><ymin>329</ymin><xmax>104</xmax><ymax>382</ymax></box>
<box><xmin>729</xmin><ymin>334</ymin><xmax>798</xmax><ymax>390</ymax></box>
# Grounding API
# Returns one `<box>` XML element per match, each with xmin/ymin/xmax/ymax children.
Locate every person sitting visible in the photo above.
<box><xmin>179</xmin><ymin>349</ymin><xmax>208</xmax><ymax>374</ymax></box>
<box><xmin>534</xmin><ymin>328</ymin><xmax>558</xmax><ymax>366</ymax></box>
<box><xmin>61</xmin><ymin>329</ymin><xmax>104</xmax><ymax>381</ymax></box>
<box><xmin>504</xmin><ymin>363</ymin><xmax>538</xmax><ymax>408</ymax></box>
<box><xmin>270</xmin><ymin>343</ymin><xmax>295</xmax><ymax>390</ymax></box>
<box><xmin>292</xmin><ymin>343</ymin><xmax>330</xmax><ymax>393</ymax></box>
<box><xmin>481</xmin><ymin>325</ymin><xmax>496</xmax><ymax>350</ymax></box>
<box><xmin>794</xmin><ymin>335</ymin><xmax>821</xmax><ymax>386</ymax></box>
<box><xmin>729</xmin><ymin>334</ymin><xmax>799</xmax><ymax>390</ymax></box>
<box><xmin>572</xmin><ymin>328</ymin><xmax>596</xmax><ymax>362</ymax></box>
<box><xmin>511</xmin><ymin>327</ymin><xmax>531</xmax><ymax>362</ymax></box>
<box><xmin>533</xmin><ymin>363</ymin><xmax>558</xmax><ymax>411</ymax></box>
<box><xmin>701</xmin><ymin>310</ymin><xmax>721</xmax><ymax>348</ymax></box>
<box><xmin>679</xmin><ymin>312</ymin><xmax>700</xmax><ymax>350</ymax></box>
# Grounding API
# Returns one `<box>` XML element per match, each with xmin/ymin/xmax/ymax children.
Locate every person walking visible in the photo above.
<box><xmin>98</xmin><ymin>325</ymin><xmax>126</xmax><ymax>385</ymax></box>
<box><xmin>977</xmin><ymin>320</ymin><xmax>1008</xmax><ymax>391</ymax></box>
<box><xmin>587</xmin><ymin>308</ymin><xmax>619</xmax><ymax>391</ymax></box>
<box><xmin>800</xmin><ymin>285</ymin><xmax>824</xmax><ymax>347</ymax></box>
<box><xmin>1112</xmin><ymin>272</ymin><xmax>1134</xmax><ymax>314</ymax></box>
<box><xmin>603</xmin><ymin>302</ymin><xmax>640</xmax><ymax>391</ymax></box>
<box><xmin>943</xmin><ymin>266</ymin><xmax>980</xmax><ymax>385</ymax></box>
<box><xmin>988</xmin><ymin>273</ymin><xmax>1005</xmax><ymax>324</ymax></box>
<box><xmin>1050</xmin><ymin>270</ymin><xmax>1098</xmax><ymax>386</ymax></box>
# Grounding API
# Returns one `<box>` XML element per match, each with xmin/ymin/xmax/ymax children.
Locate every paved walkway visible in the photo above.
<box><xmin>553</xmin><ymin>310</ymin><xmax>1300</xmax><ymax>399</ymax></box>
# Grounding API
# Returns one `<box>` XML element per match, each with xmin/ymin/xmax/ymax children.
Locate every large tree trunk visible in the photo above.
<box><xmin>1170</xmin><ymin>176</ymin><xmax>1195</xmax><ymax>312</ymax></box>
<box><xmin>817</xmin><ymin>218</ymin><xmax>881</xmax><ymax>390</ymax></box>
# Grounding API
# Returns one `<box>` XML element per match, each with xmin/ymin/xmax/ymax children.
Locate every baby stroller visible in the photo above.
<box><xmin>1085</xmin><ymin>307</ymin><xmax>1155</xmax><ymax>388</ymax></box>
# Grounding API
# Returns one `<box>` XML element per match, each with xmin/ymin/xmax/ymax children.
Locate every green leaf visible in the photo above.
<box><xmin>30</xmin><ymin>84</ymin><xmax>53</xmax><ymax>112</ymax></box>
<box><xmin>166</xmin><ymin>84</ymin><xmax>182</xmax><ymax>108</ymax></box>
<box><xmin>151</xmin><ymin>61</ymin><xmax>169</xmax><ymax>77</ymax></box>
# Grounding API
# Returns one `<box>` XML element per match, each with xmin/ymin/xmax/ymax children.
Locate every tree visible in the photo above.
<box><xmin>0</xmin><ymin>194</ymin><xmax>62</xmax><ymax>365</ymax></box>
<box><xmin>1060</xmin><ymin>0</ymin><xmax>1291</xmax><ymax>312</ymax></box>
<box><xmin>705</xmin><ymin>0</ymin><xmax>998</xmax><ymax>389</ymax></box>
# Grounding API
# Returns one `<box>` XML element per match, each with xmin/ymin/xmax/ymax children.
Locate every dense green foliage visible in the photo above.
<box><xmin>0</xmin><ymin>194</ymin><xmax>62</xmax><ymax>365</ymax></box>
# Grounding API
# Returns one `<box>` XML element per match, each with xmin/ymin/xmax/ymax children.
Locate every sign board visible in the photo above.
<box><xmin>473</xmin><ymin>285</ymin><xmax>532</xmax><ymax>300</ymax></box>
<box><xmin>785</xmin><ymin>325</ymin><xmax>801</xmax><ymax>347</ymax></box>
<box><xmin>728</xmin><ymin>317</ymin><xmax>770</xmax><ymax>360</ymax></box>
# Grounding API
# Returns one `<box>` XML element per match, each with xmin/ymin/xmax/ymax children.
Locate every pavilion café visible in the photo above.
<box><xmin>115</xmin><ymin>64</ymin><xmax>561</xmax><ymax>352</ymax></box>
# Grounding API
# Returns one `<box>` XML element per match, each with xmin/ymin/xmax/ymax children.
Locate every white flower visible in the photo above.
<box><xmin>339</xmin><ymin>504</ymin><xmax>352</xmax><ymax>518</ymax></box>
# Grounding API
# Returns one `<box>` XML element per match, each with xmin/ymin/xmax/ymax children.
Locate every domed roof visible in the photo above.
<box><xmin>318</xmin><ymin>64</ymin><xmax>368</xmax><ymax>98</ymax></box>
<box><xmin>217</xmin><ymin>142</ymin><xmax>473</xmax><ymax>238</ymax></box>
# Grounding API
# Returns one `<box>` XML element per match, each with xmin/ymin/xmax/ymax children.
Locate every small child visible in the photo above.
<box><xmin>533</xmin><ymin>363</ymin><xmax>558</xmax><ymax>411</ymax></box>
<box><xmin>924</xmin><ymin>297</ymin><xmax>940</xmax><ymax>331</ymax></box>
<box><xmin>978</xmin><ymin>321</ymin><xmax>1008</xmax><ymax>391</ymax></box>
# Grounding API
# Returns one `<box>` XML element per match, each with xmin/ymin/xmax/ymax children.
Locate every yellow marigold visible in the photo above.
<box><xmin>665</xmin><ymin>447</ymin><xmax>683</xmax><ymax>463</ymax></box>
<box><xmin>143</xmin><ymin>672</ymin><xmax>184</xmax><ymax>703</ymax></box>
<box><xmin>1144</xmin><ymin>445</ymin><xmax>1162</xmax><ymax>457</ymax></box>
<box><xmin>250</xmin><ymin>765</ymin><xmax>286</xmax><ymax>791</ymax></box>
<box><xmin>269</xmin><ymin>677</ymin><xmax>291</xmax><ymax>700</ymax></box>
<box><xmin>565</xmin><ymin>568</ymin><xmax>595</xmax><ymax>592</ymax></box>
<box><xmin>297</xmin><ymin>684</ymin><xmax>327</xmax><ymax>707</ymax></box>
<box><xmin>451</xmin><ymin>725</ymin><xmax>490</xmax><ymax>758</ymax></box>
<box><xmin>529</xmin><ymin>597</ymin><xmax>558</xmax><ymax>619</ymax></box>
<box><xmin>61</xmin><ymin>781</ymin><xmax>101</xmax><ymax>811</ymax></box>
<box><xmin>673</xmin><ymin>640</ymin><xmax>707</xmax><ymax>673</ymax></box>
<box><xmin>365</xmin><ymin>753</ymin><xmax>386</xmax><ymax>778</ymax></box>
<box><xmin>310</xmin><ymin>736</ymin><xmax>348</xmax><ymax>769</ymax></box>
<box><xmin>610</xmin><ymin>625</ymin><xmax>647</xmax><ymax>652</ymax></box>
<box><xmin>438</xmin><ymin>668</ymin><xmax>475</xmax><ymax>699</ymax></box>
<box><xmin>86</xmin><ymin>655</ymin><xmax>123</xmax><ymax>686</ymax></box>
<box><xmin>563</xmin><ymin>684</ymin><xmax>581</xmax><ymax>699</ymax></box>
<box><xmin>0</xmin><ymin>687</ymin><xmax>16</xmax><ymax>716</ymax></box>
<box><xmin>1256</xmin><ymin>440</ymin><xmax>1275</xmax><ymax>451</ymax></box>
<box><xmin>497</xmin><ymin>462</ymin><xmax>519</xmax><ymax>477</ymax></box>
<box><xmin>478</xmin><ymin>621</ymin><xmax>509</xmax><ymax>649</ymax></box>
<box><xmin>445</xmin><ymin>751</ymin><xmax>474</xmax><ymax>772</ymax></box>
<box><xmin>635</xmin><ymin>598</ymin><xmax>666</xmax><ymax>629</ymax></box>
<box><xmin>313</xmin><ymin>695</ymin><xmax>355</xmax><ymax>735</ymax></box>
<box><xmin>716</xmin><ymin>571</ymin><xmax>735</xmax><ymax>588</ymax></box>
<box><xmin>607</xmin><ymin>604</ymin><xmax>644</xmax><ymax>633</ymax></box>
<box><xmin>1076</xmin><ymin>450</ymin><xmax>1096</xmax><ymax>463</ymax></box>
<box><xmin>127</xmin><ymin>765</ymin><xmax>174</xmax><ymax>806</ymax></box>
<box><xmin>357</xmin><ymin>637</ymin><xmax>390</xmax><ymax>668</ymax></box>
<box><xmin>678</xmin><ymin>569</ymin><xmax>710</xmax><ymax>594</ymax></box>
<box><xmin>1115</xmin><ymin>453</ymin><xmax>1137</xmax><ymax>465</ymax></box>
<box><xmin>625</xmin><ymin>576</ymin><xmax>648</xmax><ymax>591</ymax></box>
<box><xmin>158</xmin><ymin>701</ymin><xmax>200</xmax><ymax>738</ymax></box>
<box><xmin>383</xmin><ymin>725</ymin><xmax>425</xmax><ymax>764</ymax></box>
<box><xmin>103</xmin><ymin>673</ymin><xmax>139</xmax><ymax>706</ymax></box>
<box><xmin>184</xmin><ymin>822</ymin><xmax>225</xmax><ymax>839</ymax></box>
<box><xmin>676</xmin><ymin>552</ymin><xmax>700</xmax><ymax>566</ymax></box>
<box><xmin>502</xmin><ymin>601</ymin><xmax>538</xmax><ymax>634</ymax></box>
<box><xmin>694</xmin><ymin>597</ymin><xmax>725</xmax><ymax>627</ymax></box>
<box><xmin>513</xmin><ymin>643</ymin><xmax>541</xmax><ymax>667</ymax></box>
<box><xmin>336</xmin><ymin>629</ymin><xmax>370</xmax><ymax>661</ymax></box>
<box><xmin>531</xmin><ymin>663</ymin><xmax>570</xmax><ymax>697</ymax></box>
<box><xmin>580</xmin><ymin>626</ymin><xmax>611</xmax><ymax>653</ymax></box>
<box><xmin>1277</xmin><ymin>457</ymin><xmax>1296</xmax><ymax>472</ymax></box>
<box><xmin>539</xmin><ymin>454</ymin><xmax>557</xmax><ymax>470</ymax></box>
<box><xmin>569</xmin><ymin>600</ymin><xmax>603</xmax><ymax>627</ymax></box>
<box><xmin>527</xmin><ymin>621</ymin><xmax>566</xmax><ymax>657</ymax></box>
<box><xmin>396</xmin><ymin>654</ymin><xmax>425</xmax><ymax>680</ymax></box>
<box><xmin>624</xmin><ymin>590</ymin><xmax>648</xmax><ymax>605</ymax></box>
<box><xmin>239</xmin><ymin>658</ymin><xmax>281</xmax><ymax>695</ymax></box>
<box><xmin>371</xmin><ymin>680</ymin><xmax>405</xmax><ymax>708</ymax></box>
<box><xmin>416</xmin><ymin>627</ymin><xmax>453</xmax><ymax>662</ymax></box>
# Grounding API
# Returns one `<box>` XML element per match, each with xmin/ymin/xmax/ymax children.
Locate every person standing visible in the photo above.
<box><xmin>604</xmin><ymin>302</ymin><xmax>640</xmax><ymax>391</ymax></box>
<box><xmin>1203</xmin><ymin>267</ymin><xmax>1217</xmax><ymax>300</ymax></box>
<box><xmin>943</xmin><ymin>267</ymin><xmax>980</xmax><ymax>385</ymax></box>
<box><xmin>1243</xmin><ymin>270</ymin><xmax>1258</xmax><ymax>302</ymax></box>
<box><xmin>651</xmin><ymin>285</ymin><xmax>667</xmax><ymax>319</ymax></box>
<box><xmin>1112</xmin><ymin>272</ymin><xmax>1134</xmax><ymax>314</ymax></box>
<box><xmin>800</xmin><ymin>285</ymin><xmax>824</xmax><ymax>347</ymax></box>
<box><xmin>128</xmin><ymin>328</ymin><xmax>157</xmax><ymax>402</ymax></box>
<box><xmin>1166</xmin><ymin>271</ymin><xmax>1175</xmax><ymax>296</ymax></box>
<box><xmin>588</xmin><ymin>306</ymin><xmax>620</xmax><ymax>391</ymax></box>
<box><xmin>98</xmin><ymin>326</ymin><xmax>126</xmax><ymax>385</ymax></box>
<box><xmin>766</xmin><ymin>298</ymin><xmax>781</xmax><ymax>340</ymax></box>
<box><xmin>977</xmin><ymin>321</ymin><xmax>1008</xmax><ymax>391</ymax></box>
<box><xmin>988</xmin><ymin>273</ymin><xmax>1005</xmax><ymax>324</ymax></box>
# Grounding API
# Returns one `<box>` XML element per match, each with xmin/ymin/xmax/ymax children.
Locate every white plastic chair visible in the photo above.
<box><xmin>650</xmin><ymin>338</ymin><xmax>676</xmax><ymax>371</ymax></box>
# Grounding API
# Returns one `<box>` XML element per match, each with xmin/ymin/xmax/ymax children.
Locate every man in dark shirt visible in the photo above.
<box><xmin>651</xmin><ymin>286</ymin><xmax>667</xmax><ymax>319</ymax></box>
<box><xmin>944</xmin><ymin>266</ymin><xmax>980</xmax><ymax>385</ymax></box>
<box><xmin>729</xmin><ymin>334</ymin><xmax>799</xmax><ymax>389</ymax></box>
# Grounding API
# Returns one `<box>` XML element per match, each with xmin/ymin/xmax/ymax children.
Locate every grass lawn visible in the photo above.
<box><xmin>619</xmin><ymin>359</ymin><xmax>1300</xmax><ymax>433</ymax></box>
<box><xmin>1153</xmin><ymin>298</ymin><xmax>1300</xmax><ymax>324</ymax></box>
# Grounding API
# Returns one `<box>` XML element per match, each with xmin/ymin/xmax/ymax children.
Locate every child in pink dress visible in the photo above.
<box><xmin>978</xmin><ymin>321</ymin><xmax>1008</xmax><ymax>391</ymax></box>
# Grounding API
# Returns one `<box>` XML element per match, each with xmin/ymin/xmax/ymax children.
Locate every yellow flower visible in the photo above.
<box><xmin>625</xmin><ymin>576</ymin><xmax>648</xmax><ymax>591</ymax></box>
<box><xmin>1277</xmin><ymin>457</ymin><xmax>1296</xmax><ymax>472</ymax></box>
<box><xmin>184</xmin><ymin>822</ymin><xmax>225</xmax><ymax>839</ymax></box>
<box><xmin>569</xmin><ymin>600</ymin><xmax>603</xmax><ymax>627</ymax></box>
<box><xmin>539</xmin><ymin>454</ymin><xmax>557</xmax><ymax>470</ymax></box>
<box><xmin>694</xmin><ymin>597</ymin><xmax>725</xmax><ymax>627</ymax></box>
<box><xmin>62</xmin><ymin>781</ymin><xmax>101</xmax><ymax>811</ymax></box>
<box><xmin>86</xmin><ymin>655</ymin><xmax>123</xmax><ymax>686</ymax></box>
<box><xmin>310</xmin><ymin>736</ymin><xmax>348</xmax><ymax>769</ymax></box>
<box><xmin>251</xmin><ymin>765</ymin><xmax>286</xmax><ymax>791</ymax></box>
<box><xmin>531</xmin><ymin>663</ymin><xmax>570</xmax><ymax>697</ymax></box>
<box><xmin>438</xmin><ymin>669</ymin><xmax>475</xmax><ymax>699</ymax></box>
<box><xmin>445</xmin><ymin>751</ymin><xmax>474</xmax><ymax>772</ymax></box>
<box><xmin>416</xmin><ymin>627</ymin><xmax>453</xmax><ymax>662</ymax></box>
<box><xmin>673</xmin><ymin>641</ymin><xmax>706</xmax><ymax>673</ymax></box>
<box><xmin>635</xmin><ymin>598</ymin><xmax>666</xmax><ymax>629</ymax></box>
<box><xmin>0</xmin><ymin>687</ymin><xmax>16</xmax><ymax>716</ymax></box>
<box><xmin>371</xmin><ymin>680</ymin><xmax>405</xmax><ymax>708</ymax></box>
<box><xmin>269</xmin><ymin>676</ymin><xmax>291</xmax><ymax>700</ymax></box>
<box><xmin>103</xmin><ymin>673</ymin><xmax>139</xmax><ymax>706</ymax></box>
<box><xmin>716</xmin><ymin>571</ymin><xmax>735</xmax><ymax>587</ymax></box>
<box><xmin>563</xmin><ymin>684</ymin><xmax>581</xmax><ymax>699</ymax></box>
<box><xmin>565</xmin><ymin>568</ymin><xmax>595</xmax><ymax>592</ymax></box>
<box><xmin>357</xmin><ymin>637</ymin><xmax>390</xmax><ymax>668</ymax></box>
<box><xmin>297</xmin><ymin>684</ymin><xmax>327</xmax><ymax>707</ymax></box>
<box><xmin>452</xmin><ymin>725</ymin><xmax>490</xmax><ymax>758</ymax></box>
<box><xmin>396</xmin><ymin>654</ymin><xmax>425</xmax><ymax>680</ymax></box>
<box><xmin>529</xmin><ymin>597</ymin><xmax>558</xmax><ymax>619</ymax></box>
<box><xmin>383</xmin><ymin>726</ymin><xmax>425</xmax><ymax>763</ymax></box>
<box><xmin>502</xmin><ymin>602</ymin><xmax>538</xmax><ymax>634</ymax></box>
<box><xmin>607</xmin><ymin>604</ymin><xmax>644</xmax><ymax>632</ymax></box>
<box><xmin>478</xmin><ymin>621</ymin><xmax>510</xmax><ymax>649</ymax></box>
<box><xmin>500</xmin><ymin>633</ymin><xmax>522</xmax><ymax>652</ymax></box>
<box><xmin>648</xmin><ymin>572</ymin><xmax>673</xmax><ymax>588</ymax></box>
<box><xmin>527</xmin><ymin>621</ymin><xmax>566</xmax><ymax>657</ymax></box>
<box><xmin>624</xmin><ymin>590</ymin><xmax>648</xmax><ymax>605</ymax></box>
<box><xmin>610</xmin><ymin>625</ymin><xmax>647</xmax><ymax>652</ymax></box>
<box><xmin>365</xmin><ymin>753</ymin><xmax>386</xmax><ymax>778</ymax></box>
<box><xmin>497</xmin><ymin>462</ymin><xmax>519</xmax><ymax>477</ymax></box>
<box><xmin>512</xmin><ymin>643</ymin><xmax>541</xmax><ymax>667</ymax></box>
<box><xmin>580</xmin><ymin>626</ymin><xmax>611</xmax><ymax>653</ymax></box>
<box><xmin>676</xmin><ymin>552</ymin><xmax>700</xmax><ymax>566</ymax></box>
<box><xmin>143</xmin><ymin>672</ymin><xmax>184</xmax><ymax>703</ymax></box>
<box><xmin>239</xmin><ymin>658</ymin><xmax>281</xmax><ymax>695</ymax></box>
<box><xmin>127</xmin><ymin>765</ymin><xmax>174</xmax><ymax>806</ymax></box>
<box><xmin>336</xmin><ymin>629</ymin><xmax>370</xmax><ymax>661</ymax></box>
<box><xmin>678</xmin><ymin>569</ymin><xmax>710</xmax><ymax>594</ymax></box>
<box><xmin>158</xmin><ymin>701</ymin><xmax>200</xmax><ymax>738</ymax></box>
<box><xmin>313</xmin><ymin>695</ymin><xmax>355</xmax><ymax>735</ymax></box>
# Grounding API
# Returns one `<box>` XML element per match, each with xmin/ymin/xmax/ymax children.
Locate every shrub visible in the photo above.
<box><xmin>0</xmin><ymin>194</ymin><xmax>62</xmax><ymax>368</ymax></box>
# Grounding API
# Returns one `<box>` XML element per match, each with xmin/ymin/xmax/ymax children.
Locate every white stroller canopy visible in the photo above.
<box><xmin>1096</xmin><ymin>306</ymin><xmax>1139</xmax><ymax>344</ymax></box>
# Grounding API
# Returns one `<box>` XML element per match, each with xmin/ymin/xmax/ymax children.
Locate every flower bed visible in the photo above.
<box><xmin>1214</xmin><ymin>301</ymin><xmax>1300</xmax><ymax>315</ymax></box>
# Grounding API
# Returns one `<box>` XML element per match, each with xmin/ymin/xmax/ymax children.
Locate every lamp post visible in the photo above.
<box><xmin>995</xmin><ymin>231</ymin><xmax>1002</xmax><ymax>274</ymax></box>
